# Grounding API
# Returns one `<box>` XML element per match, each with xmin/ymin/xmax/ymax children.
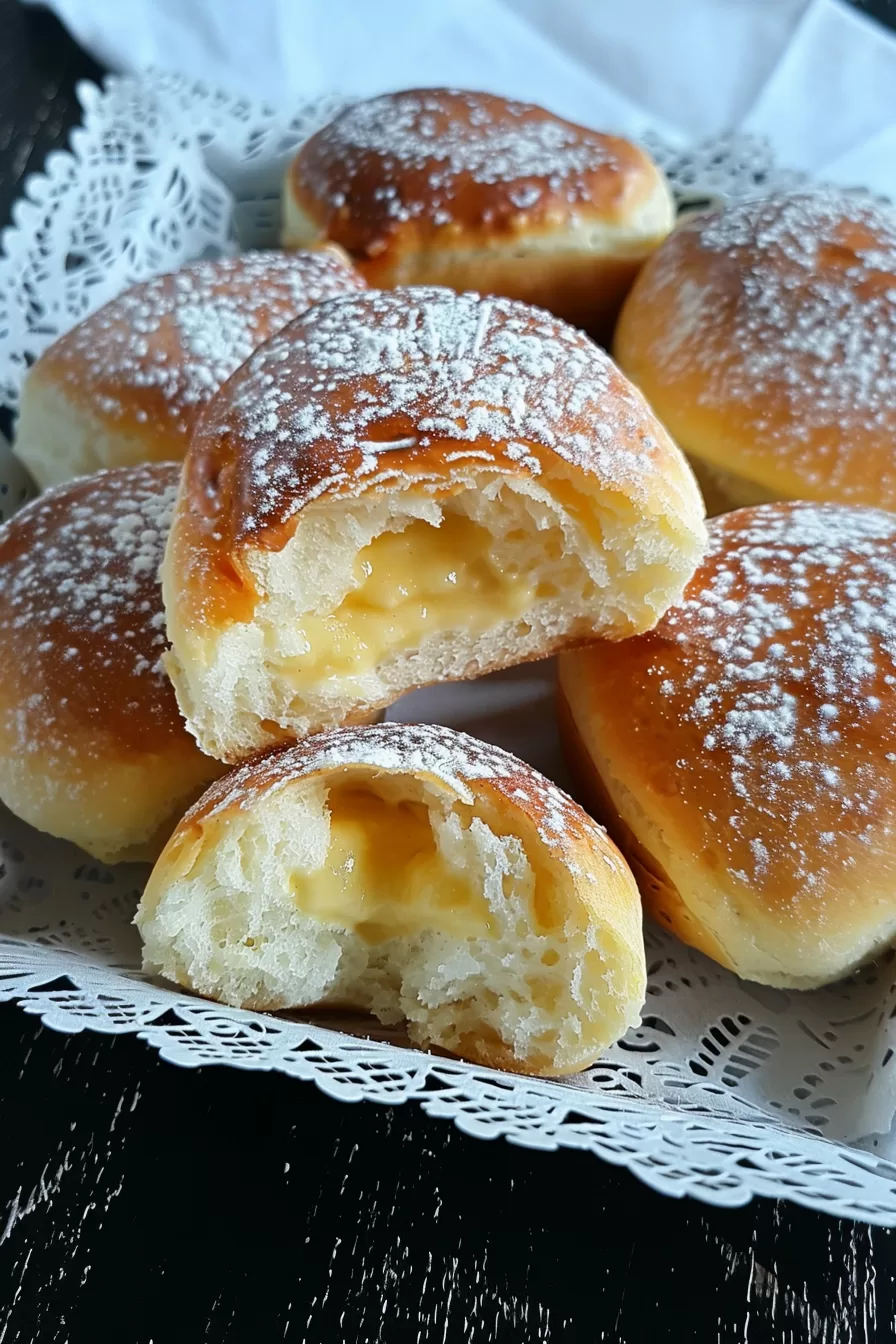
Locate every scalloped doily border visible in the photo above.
<box><xmin>3</xmin><ymin>935</ymin><xmax>896</xmax><ymax>1225</ymax></box>
<box><xmin>3</xmin><ymin>72</ymin><xmax>896</xmax><ymax>1225</ymax></box>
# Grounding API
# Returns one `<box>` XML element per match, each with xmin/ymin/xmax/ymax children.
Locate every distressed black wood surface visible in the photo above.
<box><xmin>0</xmin><ymin>4</ymin><xmax>895</xmax><ymax>1340</ymax></box>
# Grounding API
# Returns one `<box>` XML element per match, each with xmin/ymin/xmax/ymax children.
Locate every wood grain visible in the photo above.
<box><xmin>0</xmin><ymin>1005</ymin><xmax>887</xmax><ymax>1343</ymax></box>
<box><xmin>0</xmin><ymin>3</ymin><xmax>895</xmax><ymax>1340</ymax></box>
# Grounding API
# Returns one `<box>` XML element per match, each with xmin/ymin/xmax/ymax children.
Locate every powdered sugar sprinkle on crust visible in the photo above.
<box><xmin>41</xmin><ymin>250</ymin><xmax>364</xmax><ymax>432</ymax></box>
<box><xmin>301</xmin><ymin>89</ymin><xmax>616</xmax><ymax>226</ymax></box>
<box><xmin>654</xmin><ymin>502</ymin><xmax>896</xmax><ymax>886</ymax></box>
<box><xmin>189</xmin><ymin>722</ymin><xmax>618</xmax><ymax>872</ymax></box>
<box><xmin>0</xmin><ymin>463</ymin><xmax>181</xmax><ymax>764</ymax></box>
<box><xmin>647</xmin><ymin>190</ymin><xmax>896</xmax><ymax>489</ymax></box>
<box><xmin>209</xmin><ymin>287</ymin><xmax>664</xmax><ymax>537</ymax></box>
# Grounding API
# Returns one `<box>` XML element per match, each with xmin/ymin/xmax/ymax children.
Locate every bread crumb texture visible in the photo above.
<box><xmin>139</xmin><ymin>723</ymin><xmax>645</xmax><ymax>1075</ymax></box>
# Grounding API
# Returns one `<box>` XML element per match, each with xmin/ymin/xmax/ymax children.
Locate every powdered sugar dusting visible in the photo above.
<box><xmin>40</xmin><ymin>250</ymin><xmax>365</xmax><ymax>434</ymax></box>
<box><xmin>653</xmin><ymin>501</ymin><xmax>896</xmax><ymax>886</ymax></box>
<box><xmin>190</xmin><ymin>722</ymin><xmax>613</xmax><ymax>868</ymax></box>
<box><xmin>0</xmin><ymin>463</ymin><xmax>183</xmax><ymax>765</ymax></box>
<box><xmin>203</xmin><ymin>287</ymin><xmax>664</xmax><ymax>538</ymax></box>
<box><xmin>642</xmin><ymin>190</ymin><xmax>896</xmax><ymax>495</ymax></box>
<box><xmin>298</xmin><ymin>89</ymin><xmax>618</xmax><ymax>230</ymax></box>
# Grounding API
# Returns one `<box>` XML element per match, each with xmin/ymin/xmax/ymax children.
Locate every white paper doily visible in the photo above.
<box><xmin>3</xmin><ymin>71</ymin><xmax>896</xmax><ymax>1225</ymax></box>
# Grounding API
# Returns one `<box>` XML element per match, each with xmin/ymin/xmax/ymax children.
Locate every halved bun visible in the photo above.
<box><xmin>137</xmin><ymin>722</ymin><xmax>646</xmax><ymax>1076</ymax></box>
<box><xmin>163</xmin><ymin>286</ymin><xmax>706</xmax><ymax>762</ymax></box>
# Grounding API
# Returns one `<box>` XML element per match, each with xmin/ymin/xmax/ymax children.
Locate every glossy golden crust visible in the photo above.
<box><xmin>557</xmin><ymin>686</ymin><xmax>733</xmax><ymax>969</ymax></box>
<box><xmin>16</xmin><ymin>248</ymin><xmax>366</xmax><ymax>472</ymax></box>
<box><xmin>0</xmin><ymin>465</ymin><xmax>185</xmax><ymax>753</ymax></box>
<box><xmin>284</xmin><ymin>89</ymin><xmax>672</xmax><ymax>336</ymax></box>
<box><xmin>289</xmin><ymin>89</ymin><xmax>663</xmax><ymax>259</ymax></box>
<box><xmin>169</xmin><ymin>286</ymin><xmax>704</xmax><ymax>633</ymax></box>
<box><xmin>614</xmin><ymin>189</ymin><xmax>896</xmax><ymax>509</ymax></box>
<box><xmin>0</xmin><ymin>463</ymin><xmax>220</xmax><ymax>861</ymax></box>
<box><xmin>559</xmin><ymin>501</ymin><xmax>896</xmax><ymax>987</ymax></box>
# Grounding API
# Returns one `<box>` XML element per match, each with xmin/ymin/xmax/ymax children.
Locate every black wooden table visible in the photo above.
<box><xmin>2</xmin><ymin>3</ymin><xmax>896</xmax><ymax>1339</ymax></box>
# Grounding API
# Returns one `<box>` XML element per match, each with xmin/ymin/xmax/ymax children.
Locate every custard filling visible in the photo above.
<box><xmin>291</xmin><ymin>512</ymin><xmax>538</xmax><ymax>681</ymax></box>
<box><xmin>291</xmin><ymin>783</ymin><xmax>495</xmax><ymax>943</ymax></box>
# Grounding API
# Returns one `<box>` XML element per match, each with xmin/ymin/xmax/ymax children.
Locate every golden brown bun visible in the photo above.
<box><xmin>685</xmin><ymin>455</ymin><xmax>781</xmax><ymax>516</ymax></box>
<box><xmin>559</xmin><ymin>500</ymin><xmax>896</xmax><ymax>989</ymax></box>
<box><xmin>137</xmin><ymin>722</ymin><xmax>646</xmax><ymax>1076</ymax></box>
<box><xmin>0</xmin><ymin>464</ymin><xmax>221</xmax><ymax>863</ymax></box>
<box><xmin>613</xmin><ymin>189</ymin><xmax>896</xmax><ymax>513</ymax></box>
<box><xmin>283</xmin><ymin>88</ymin><xmax>674</xmax><ymax>340</ymax></box>
<box><xmin>163</xmin><ymin>286</ymin><xmax>706</xmax><ymax>761</ymax></box>
<box><xmin>14</xmin><ymin>248</ymin><xmax>366</xmax><ymax>487</ymax></box>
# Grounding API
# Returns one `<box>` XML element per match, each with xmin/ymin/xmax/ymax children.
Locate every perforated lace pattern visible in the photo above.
<box><xmin>3</xmin><ymin>73</ymin><xmax>896</xmax><ymax>1224</ymax></box>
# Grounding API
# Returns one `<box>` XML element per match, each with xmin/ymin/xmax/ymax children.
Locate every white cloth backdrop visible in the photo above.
<box><xmin>22</xmin><ymin>0</ymin><xmax>896</xmax><ymax>197</ymax></box>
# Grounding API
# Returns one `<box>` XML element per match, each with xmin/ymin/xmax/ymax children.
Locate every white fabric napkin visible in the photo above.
<box><xmin>22</xmin><ymin>0</ymin><xmax>896</xmax><ymax>194</ymax></box>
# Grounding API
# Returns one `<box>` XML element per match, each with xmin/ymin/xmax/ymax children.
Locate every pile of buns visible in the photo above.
<box><xmin>4</xmin><ymin>87</ymin><xmax>896</xmax><ymax>1077</ymax></box>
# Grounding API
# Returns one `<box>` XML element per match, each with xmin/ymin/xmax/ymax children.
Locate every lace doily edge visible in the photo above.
<box><xmin>3</xmin><ymin>70</ymin><xmax>896</xmax><ymax>1224</ymax></box>
<box><xmin>4</xmin><ymin>948</ymin><xmax>896</xmax><ymax>1226</ymax></box>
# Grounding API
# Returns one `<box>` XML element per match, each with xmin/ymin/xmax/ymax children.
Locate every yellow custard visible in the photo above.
<box><xmin>293</xmin><ymin>512</ymin><xmax>536</xmax><ymax>680</ymax></box>
<box><xmin>291</xmin><ymin>784</ymin><xmax>495</xmax><ymax>943</ymax></box>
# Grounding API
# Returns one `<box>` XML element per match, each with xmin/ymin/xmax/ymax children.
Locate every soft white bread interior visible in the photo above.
<box><xmin>168</xmin><ymin>470</ymin><xmax>705</xmax><ymax>762</ymax></box>
<box><xmin>137</xmin><ymin>723</ymin><xmax>647</xmax><ymax>1076</ymax></box>
<box><xmin>164</xmin><ymin>287</ymin><xmax>706</xmax><ymax>763</ymax></box>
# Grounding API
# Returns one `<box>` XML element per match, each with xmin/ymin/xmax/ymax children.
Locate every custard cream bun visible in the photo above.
<box><xmin>163</xmin><ymin>286</ymin><xmax>706</xmax><ymax>763</ymax></box>
<box><xmin>14</xmin><ymin>247</ymin><xmax>366</xmax><ymax>488</ymax></box>
<box><xmin>283</xmin><ymin>88</ymin><xmax>674</xmax><ymax>340</ymax></box>
<box><xmin>0</xmin><ymin>464</ymin><xmax>221</xmax><ymax>864</ymax></box>
<box><xmin>613</xmin><ymin>189</ymin><xmax>896</xmax><ymax>514</ymax></box>
<box><xmin>560</xmin><ymin>500</ymin><xmax>896</xmax><ymax>990</ymax></box>
<box><xmin>136</xmin><ymin>722</ymin><xmax>647</xmax><ymax>1076</ymax></box>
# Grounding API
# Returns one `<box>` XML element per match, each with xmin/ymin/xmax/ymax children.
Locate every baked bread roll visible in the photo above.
<box><xmin>0</xmin><ymin>463</ymin><xmax>221</xmax><ymax>863</ymax></box>
<box><xmin>283</xmin><ymin>88</ymin><xmax>674</xmax><ymax>339</ymax></box>
<box><xmin>137</xmin><ymin>722</ymin><xmax>646</xmax><ymax>1075</ymax></box>
<box><xmin>164</xmin><ymin>286</ymin><xmax>706</xmax><ymax>763</ymax></box>
<box><xmin>613</xmin><ymin>189</ymin><xmax>896</xmax><ymax>514</ymax></box>
<box><xmin>559</xmin><ymin>500</ymin><xmax>896</xmax><ymax>989</ymax></box>
<box><xmin>14</xmin><ymin>248</ymin><xmax>365</xmax><ymax>488</ymax></box>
